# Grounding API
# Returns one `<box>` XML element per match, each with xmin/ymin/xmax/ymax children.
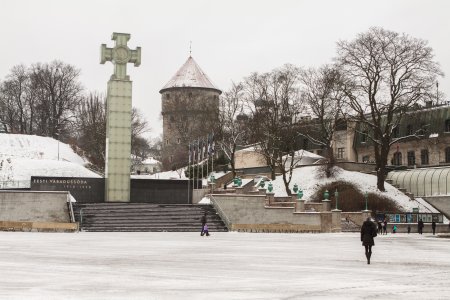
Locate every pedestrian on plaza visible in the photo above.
<box><xmin>202</xmin><ymin>223</ymin><xmax>210</xmax><ymax>236</ymax></box>
<box><xmin>418</xmin><ymin>219</ymin><xmax>424</xmax><ymax>235</ymax></box>
<box><xmin>200</xmin><ymin>212</ymin><xmax>208</xmax><ymax>236</ymax></box>
<box><xmin>377</xmin><ymin>221</ymin><xmax>382</xmax><ymax>234</ymax></box>
<box><xmin>392</xmin><ymin>225</ymin><xmax>397</xmax><ymax>234</ymax></box>
<box><xmin>407</xmin><ymin>224</ymin><xmax>411</xmax><ymax>234</ymax></box>
<box><xmin>432</xmin><ymin>221</ymin><xmax>436</xmax><ymax>235</ymax></box>
<box><xmin>383</xmin><ymin>219</ymin><xmax>388</xmax><ymax>235</ymax></box>
<box><xmin>361</xmin><ymin>217</ymin><xmax>377</xmax><ymax>264</ymax></box>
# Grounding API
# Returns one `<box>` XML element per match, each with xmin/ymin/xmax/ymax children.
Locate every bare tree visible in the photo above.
<box><xmin>0</xmin><ymin>65</ymin><xmax>31</xmax><ymax>133</ymax></box>
<box><xmin>75</xmin><ymin>93</ymin><xmax>107</xmax><ymax>171</ymax></box>
<box><xmin>299</xmin><ymin>65</ymin><xmax>345</xmax><ymax>177</ymax></box>
<box><xmin>244</xmin><ymin>64</ymin><xmax>305</xmax><ymax>195</ymax></box>
<box><xmin>336</xmin><ymin>27</ymin><xmax>443</xmax><ymax>191</ymax></box>
<box><xmin>30</xmin><ymin>60</ymin><xmax>84</xmax><ymax>138</ymax></box>
<box><xmin>217</xmin><ymin>82</ymin><xmax>248</xmax><ymax>177</ymax></box>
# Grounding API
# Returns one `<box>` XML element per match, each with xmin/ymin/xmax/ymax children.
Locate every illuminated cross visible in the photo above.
<box><xmin>100</xmin><ymin>32</ymin><xmax>141</xmax><ymax>80</ymax></box>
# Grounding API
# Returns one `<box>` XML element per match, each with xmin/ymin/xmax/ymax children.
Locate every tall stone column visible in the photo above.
<box><xmin>100</xmin><ymin>32</ymin><xmax>141</xmax><ymax>202</ymax></box>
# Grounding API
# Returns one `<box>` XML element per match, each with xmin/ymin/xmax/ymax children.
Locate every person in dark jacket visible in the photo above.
<box><xmin>377</xmin><ymin>221</ymin><xmax>382</xmax><ymax>234</ymax></box>
<box><xmin>361</xmin><ymin>217</ymin><xmax>377</xmax><ymax>264</ymax></box>
<box><xmin>382</xmin><ymin>219</ymin><xmax>388</xmax><ymax>235</ymax></box>
<box><xmin>418</xmin><ymin>219</ymin><xmax>424</xmax><ymax>235</ymax></box>
<box><xmin>200</xmin><ymin>213</ymin><xmax>209</xmax><ymax>236</ymax></box>
<box><xmin>431</xmin><ymin>221</ymin><xmax>436</xmax><ymax>235</ymax></box>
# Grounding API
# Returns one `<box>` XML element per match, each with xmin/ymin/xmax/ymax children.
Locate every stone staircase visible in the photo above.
<box><xmin>72</xmin><ymin>203</ymin><xmax>228</xmax><ymax>232</ymax></box>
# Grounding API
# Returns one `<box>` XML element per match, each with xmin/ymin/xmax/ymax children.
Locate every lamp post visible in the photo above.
<box><xmin>297</xmin><ymin>189</ymin><xmax>303</xmax><ymax>199</ymax></box>
<box><xmin>364</xmin><ymin>191</ymin><xmax>368</xmax><ymax>211</ymax></box>
<box><xmin>335</xmin><ymin>189</ymin><xmax>339</xmax><ymax>210</ymax></box>
<box><xmin>268</xmin><ymin>182</ymin><xmax>273</xmax><ymax>192</ymax></box>
<box><xmin>323</xmin><ymin>190</ymin><xmax>329</xmax><ymax>200</ymax></box>
<box><xmin>55</xmin><ymin>132</ymin><xmax>60</xmax><ymax>161</ymax></box>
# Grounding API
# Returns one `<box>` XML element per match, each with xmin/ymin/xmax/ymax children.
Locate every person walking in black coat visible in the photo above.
<box><xmin>432</xmin><ymin>221</ymin><xmax>436</xmax><ymax>235</ymax></box>
<box><xmin>383</xmin><ymin>219</ymin><xmax>388</xmax><ymax>235</ymax></box>
<box><xmin>361</xmin><ymin>217</ymin><xmax>377</xmax><ymax>264</ymax></box>
<box><xmin>418</xmin><ymin>219</ymin><xmax>424</xmax><ymax>235</ymax></box>
<box><xmin>201</xmin><ymin>213</ymin><xmax>207</xmax><ymax>236</ymax></box>
<box><xmin>377</xmin><ymin>221</ymin><xmax>382</xmax><ymax>235</ymax></box>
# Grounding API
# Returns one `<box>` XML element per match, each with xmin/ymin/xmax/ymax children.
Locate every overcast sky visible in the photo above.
<box><xmin>1</xmin><ymin>0</ymin><xmax>449</xmax><ymax>138</ymax></box>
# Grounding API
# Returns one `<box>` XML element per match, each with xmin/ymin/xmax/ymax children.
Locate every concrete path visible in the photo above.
<box><xmin>0</xmin><ymin>232</ymin><xmax>449</xmax><ymax>299</ymax></box>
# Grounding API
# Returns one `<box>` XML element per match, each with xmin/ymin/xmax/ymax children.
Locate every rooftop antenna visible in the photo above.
<box><xmin>189</xmin><ymin>41</ymin><xmax>192</xmax><ymax>57</ymax></box>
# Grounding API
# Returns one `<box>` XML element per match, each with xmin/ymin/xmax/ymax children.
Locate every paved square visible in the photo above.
<box><xmin>0</xmin><ymin>232</ymin><xmax>448</xmax><ymax>299</ymax></box>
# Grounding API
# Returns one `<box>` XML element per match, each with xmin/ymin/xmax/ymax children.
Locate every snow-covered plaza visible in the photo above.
<box><xmin>0</xmin><ymin>232</ymin><xmax>449</xmax><ymax>299</ymax></box>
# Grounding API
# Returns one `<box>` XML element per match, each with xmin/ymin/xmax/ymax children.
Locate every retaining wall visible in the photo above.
<box><xmin>211</xmin><ymin>194</ymin><xmax>338</xmax><ymax>232</ymax></box>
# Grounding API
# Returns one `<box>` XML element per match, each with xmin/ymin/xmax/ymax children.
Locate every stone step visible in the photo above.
<box><xmin>73</xmin><ymin>203</ymin><xmax>228</xmax><ymax>232</ymax></box>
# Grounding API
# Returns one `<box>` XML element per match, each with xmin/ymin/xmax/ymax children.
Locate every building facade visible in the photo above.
<box><xmin>160</xmin><ymin>56</ymin><xmax>221</xmax><ymax>170</ymax></box>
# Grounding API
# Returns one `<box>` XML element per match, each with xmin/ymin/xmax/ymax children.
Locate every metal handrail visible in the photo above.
<box><xmin>79</xmin><ymin>208</ymin><xmax>84</xmax><ymax>232</ymax></box>
<box><xmin>67</xmin><ymin>194</ymin><xmax>75</xmax><ymax>223</ymax></box>
<box><xmin>210</xmin><ymin>195</ymin><xmax>231</xmax><ymax>230</ymax></box>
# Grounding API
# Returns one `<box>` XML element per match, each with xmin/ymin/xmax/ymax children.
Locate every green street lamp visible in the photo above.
<box><xmin>210</xmin><ymin>174</ymin><xmax>215</xmax><ymax>183</ymax></box>
<box><xmin>297</xmin><ymin>189</ymin><xmax>303</xmax><ymax>200</ymax></box>
<box><xmin>324</xmin><ymin>190</ymin><xmax>329</xmax><ymax>200</ymax></box>
<box><xmin>364</xmin><ymin>191</ymin><xmax>369</xmax><ymax>211</ymax></box>
<box><xmin>268</xmin><ymin>182</ymin><xmax>273</xmax><ymax>192</ymax></box>
<box><xmin>233</xmin><ymin>177</ymin><xmax>238</xmax><ymax>186</ymax></box>
<box><xmin>237</xmin><ymin>177</ymin><xmax>242</xmax><ymax>187</ymax></box>
<box><xmin>293</xmin><ymin>183</ymin><xmax>298</xmax><ymax>193</ymax></box>
<box><xmin>335</xmin><ymin>189</ymin><xmax>339</xmax><ymax>210</ymax></box>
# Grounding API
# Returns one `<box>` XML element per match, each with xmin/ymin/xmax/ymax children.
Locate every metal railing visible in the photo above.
<box><xmin>210</xmin><ymin>195</ymin><xmax>231</xmax><ymax>230</ymax></box>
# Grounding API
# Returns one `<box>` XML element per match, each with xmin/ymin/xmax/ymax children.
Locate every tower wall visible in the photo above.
<box><xmin>161</xmin><ymin>88</ymin><xmax>220</xmax><ymax>170</ymax></box>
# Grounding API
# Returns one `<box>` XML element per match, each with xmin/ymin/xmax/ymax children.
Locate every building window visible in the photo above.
<box><xmin>392</xmin><ymin>126</ymin><xmax>399</xmax><ymax>138</ymax></box>
<box><xmin>361</xmin><ymin>131</ymin><xmax>368</xmax><ymax>143</ymax></box>
<box><xmin>170</xmin><ymin>116</ymin><xmax>175</xmax><ymax>122</ymax></box>
<box><xmin>169</xmin><ymin>156</ymin><xmax>173</xmax><ymax>163</ymax></box>
<box><xmin>177</xmin><ymin>138</ymin><xmax>181</xmax><ymax>144</ymax></box>
<box><xmin>393</xmin><ymin>152</ymin><xmax>402</xmax><ymax>166</ymax></box>
<box><xmin>406</xmin><ymin>124</ymin><xmax>413</xmax><ymax>135</ymax></box>
<box><xmin>446</xmin><ymin>147</ymin><xmax>450</xmax><ymax>163</ymax></box>
<box><xmin>165</xmin><ymin>139</ymin><xmax>169</xmax><ymax>145</ymax></box>
<box><xmin>421</xmin><ymin>149</ymin><xmax>429</xmax><ymax>165</ymax></box>
<box><xmin>337</xmin><ymin>148</ymin><xmax>344</xmax><ymax>159</ymax></box>
<box><xmin>362</xmin><ymin>155</ymin><xmax>370</xmax><ymax>163</ymax></box>
<box><xmin>445</xmin><ymin>119</ymin><xmax>450</xmax><ymax>132</ymax></box>
<box><xmin>303</xmin><ymin>138</ymin><xmax>309</xmax><ymax>150</ymax></box>
<box><xmin>407</xmin><ymin>151</ymin><xmax>415</xmax><ymax>166</ymax></box>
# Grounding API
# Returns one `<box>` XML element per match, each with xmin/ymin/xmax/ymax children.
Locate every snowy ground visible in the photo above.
<box><xmin>0</xmin><ymin>134</ymin><xmax>100</xmax><ymax>187</ymax></box>
<box><xmin>270</xmin><ymin>166</ymin><xmax>436</xmax><ymax>212</ymax></box>
<box><xmin>0</xmin><ymin>232</ymin><xmax>449</xmax><ymax>300</ymax></box>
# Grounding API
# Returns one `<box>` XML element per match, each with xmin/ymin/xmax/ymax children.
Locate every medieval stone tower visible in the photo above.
<box><xmin>160</xmin><ymin>56</ymin><xmax>221</xmax><ymax>170</ymax></box>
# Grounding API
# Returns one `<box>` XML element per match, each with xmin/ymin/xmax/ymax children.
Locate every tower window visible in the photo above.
<box><xmin>166</xmin><ymin>93</ymin><xmax>170</xmax><ymax>99</ymax></box>
<box><xmin>165</xmin><ymin>139</ymin><xmax>169</xmax><ymax>145</ymax></box>
<box><xmin>337</xmin><ymin>148</ymin><xmax>345</xmax><ymax>159</ymax></box>
<box><xmin>392</xmin><ymin>126</ymin><xmax>399</xmax><ymax>138</ymax></box>
<box><xmin>177</xmin><ymin>138</ymin><xmax>181</xmax><ymax>144</ymax></box>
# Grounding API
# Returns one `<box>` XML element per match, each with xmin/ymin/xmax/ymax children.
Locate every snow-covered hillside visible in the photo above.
<box><xmin>268</xmin><ymin>166</ymin><xmax>437</xmax><ymax>213</ymax></box>
<box><xmin>0</xmin><ymin>134</ymin><xmax>100</xmax><ymax>186</ymax></box>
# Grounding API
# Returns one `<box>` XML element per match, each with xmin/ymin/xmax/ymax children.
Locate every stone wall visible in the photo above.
<box><xmin>211</xmin><ymin>194</ymin><xmax>340</xmax><ymax>233</ymax></box>
<box><xmin>0</xmin><ymin>191</ymin><xmax>71</xmax><ymax>222</ymax></box>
